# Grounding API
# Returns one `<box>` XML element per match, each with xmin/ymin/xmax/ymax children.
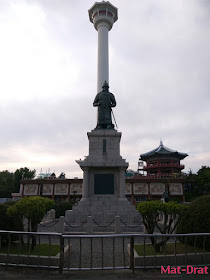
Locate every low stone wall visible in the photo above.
<box><xmin>0</xmin><ymin>244</ymin><xmax>71</xmax><ymax>267</ymax></box>
<box><xmin>127</xmin><ymin>244</ymin><xmax>210</xmax><ymax>267</ymax></box>
<box><xmin>0</xmin><ymin>253</ymin><xmax>59</xmax><ymax>267</ymax></box>
<box><xmin>134</xmin><ymin>253</ymin><xmax>210</xmax><ymax>267</ymax></box>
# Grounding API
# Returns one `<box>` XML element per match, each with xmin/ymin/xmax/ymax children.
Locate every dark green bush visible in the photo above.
<box><xmin>170</xmin><ymin>197</ymin><xmax>182</xmax><ymax>203</ymax></box>
<box><xmin>4</xmin><ymin>200</ymin><xmax>17</xmax><ymax>206</ymax></box>
<box><xmin>0</xmin><ymin>202</ymin><xmax>23</xmax><ymax>244</ymax></box>
<box><xmin>0</xmin><ymin>204</ymin><xmax>10</xmax><ymax>230</ymax></box>
<box><xmin>177</xmin><ymin>194</ymin><xmax>210</xmax><ymax>249</ymax></box>
<box><xmin>54</xmin><ymin>201</ymin><xmax>72</xmax><ymax>218</ymax></box>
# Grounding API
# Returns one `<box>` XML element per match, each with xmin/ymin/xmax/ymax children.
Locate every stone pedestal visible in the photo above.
<box><xmin>65</xmin><ymin>129</ymin><xmax>143</xmax><ymax>232</ymax></box>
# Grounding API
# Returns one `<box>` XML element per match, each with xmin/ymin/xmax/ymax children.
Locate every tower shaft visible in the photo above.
<box><xmin>88</xmin><ymin>1</ymin><xmax>118</xmax><ymax>93</ymax></box>
<box><xmin>97</xmin><ymin>22</ymin><xmax>109</xmax><ymax>93</ymax></box>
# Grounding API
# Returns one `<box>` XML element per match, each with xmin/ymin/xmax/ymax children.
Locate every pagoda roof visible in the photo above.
<box><xmin>140</xmin><ymin>141</ymin><xmax>188</xmax><ymax>161</ymax></box>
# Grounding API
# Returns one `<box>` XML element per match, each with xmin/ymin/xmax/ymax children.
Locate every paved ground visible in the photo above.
<box><xmin>0</xmin><ymin>267</ymin><xmax>210</xmax><ymax>280</ymax></box>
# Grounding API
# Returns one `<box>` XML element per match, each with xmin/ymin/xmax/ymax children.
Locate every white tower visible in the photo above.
<box><xmin>65</xmin><ymin>2</ymin><xmax>143</xmax><ymax>233</ymax></box>
<box><xmin>88</xmin><ymin>1</ymin><xmax>118</xmax><ymax>93</ymax></box>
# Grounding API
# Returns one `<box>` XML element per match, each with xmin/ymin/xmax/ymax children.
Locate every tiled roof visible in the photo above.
<box><xmin>140</xmin><ymin>141</ymin><xmax>188</xmax><ymax>160</ymax></box>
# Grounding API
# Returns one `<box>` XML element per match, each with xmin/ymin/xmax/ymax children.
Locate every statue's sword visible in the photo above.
<box><xmin>104</xmin><ymin>89</ymin><xmax>118</xmax><ymax>129</ymax></box>
<box><xmin>111</xmin><ymin>108</ymin><xmax>118</xmax><ymax>129</ymax></box>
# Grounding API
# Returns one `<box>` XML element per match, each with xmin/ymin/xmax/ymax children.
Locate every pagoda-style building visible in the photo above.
<box><xmin>139</xmin><ymin>141</ymin><xmax>188</xmax><ymax>178</ymax></box>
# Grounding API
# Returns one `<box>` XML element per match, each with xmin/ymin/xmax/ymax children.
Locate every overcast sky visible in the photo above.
<box><xmin>0</xmin><ymin>0</ymin><xmax>209</xmax><ymax>178</ymax></box>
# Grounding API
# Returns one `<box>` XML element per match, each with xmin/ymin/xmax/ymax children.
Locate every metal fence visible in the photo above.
<box><xmin>0</xmin><ymin>230</ymin><xmax>210</xmax><ymax>274</ymax></box>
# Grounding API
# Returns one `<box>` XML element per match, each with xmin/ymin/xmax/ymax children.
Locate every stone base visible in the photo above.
<box><xmin>69</xmin><ymin>129</ymin><xmax>143</xmax><ymax>233</ymax></box>
<box><xmin>64</xmin><ymin>197</ymin><xmax>143</xmax><ymax>233</ymax></box>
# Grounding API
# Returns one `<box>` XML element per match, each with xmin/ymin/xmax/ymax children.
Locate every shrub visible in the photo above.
<box><xmin>4</xmin><ymin>200</ymin><xmax>17</xmax><ymax>206</ymax></box>
<box><xmin>54</xmin><ymin>201</ymin><xmax>72</xmax><ymax>218</ymax></box>
<box><xmin>7</xmin><ymin>197</ymin><xmax>54</xmax><ymax>250</ymax></box>
<box><xmin>137</xmin><ymin>200</ymin><xmax>187</xmax><ymax>252</ymax></box>
<box><xmin>0</xmin><ymin>202</ymin><xmax>23</xmax><ymax>244</ymax></box>
<box><xmin>0</xmin><ymin>204</ymin><xmax>10</xmax><ymax>231</ymax></box>
<box><xmin>177</xmin><ymin>194</ymin><xmax>210</xmax><ymax>249</ymax></box>
<box><xmin>170</xmin><ymin>197</ymin><xmax>182</xmax><ymax>203</ymax></box>
<box><xmin>0</xmin><ymin>202</ymin><xmax>23</xmax><ymax>232</ymax></box>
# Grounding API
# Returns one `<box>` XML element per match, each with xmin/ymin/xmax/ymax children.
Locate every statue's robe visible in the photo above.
<box><xmin>93</xmin><ymin>90</ymin><xmax>116</xmax><ymax>129</ymax></box>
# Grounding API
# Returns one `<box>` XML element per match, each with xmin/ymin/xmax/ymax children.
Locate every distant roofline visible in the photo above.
<box><xmin>140</xmin><ymin>141</ymin><xmax>188</xmax><ymax>161</ymax></box>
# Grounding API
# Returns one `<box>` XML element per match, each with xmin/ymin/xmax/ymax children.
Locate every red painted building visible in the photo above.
<box><xmin>139</xmin><ymin>141</ymin><xmax>188</xmax><ymax>178</ymax></box>
<box><xmin>12</xmin><ymin>141</ymin><xmax>188</xmax><ymax>204</ymax></box>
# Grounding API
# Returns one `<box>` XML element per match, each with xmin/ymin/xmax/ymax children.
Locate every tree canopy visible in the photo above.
<box><xmin>196</xmin><ymin>166</ymin><xmax>210</xmax><ymax>194</ymax></box>
<box><xmin>137</xmin><ymin>200</ymin><xmax>187</xmax><ymax>251</ymax></box>
<box><xmin>177</xmin><ymin>194</ymin><xmax>210</xmax><ymax>249</ymax></box>
<box><xmin>185</xmin><ymin>166</ymin><xmax>210</xmax><ymax>201</ymax></box>
<box><xmin>7</xmin><ymin>196</ymin><xmax>54</xmax><ymax>249</ymax></box>
<box><xmin>0</xmin><ymin>167</ymin><xmax>36</xmax><ymax>198</ymax></box>
<box><xmin>0</xmin><ymin>170</ymin><xmax>14</xmax><ymax>197</ymax></box>
<box><xmin>7</xmin><ymin>196</ymin><xmax>54</xmax><ymax>232</ymax></box>
<box><xmin>14</xmin><ymin>167</ymin><xmax>36</xmax><ymax>193</ymax></box>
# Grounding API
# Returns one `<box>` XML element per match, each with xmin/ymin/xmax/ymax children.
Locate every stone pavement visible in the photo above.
<box><xmin>1</xmin><ymin>267</ymin><xmax>210</xmax><ymax>280</ymax></box>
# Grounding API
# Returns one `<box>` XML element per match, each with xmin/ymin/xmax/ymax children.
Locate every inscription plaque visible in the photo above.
<box><xmin>94</xmin><ymin>174</ymin><xmax>114</xmax><ymax>194</ymax></box>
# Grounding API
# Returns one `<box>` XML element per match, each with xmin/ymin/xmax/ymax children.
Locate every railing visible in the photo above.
<box><xmin>0</xmin><ymin>231</ymin><xmax>210</xmax><ymax>274</ymax></box>
<box><xmin>144</xmin><ymin>173</ymin><xmax>185</xmax><ymax>178</ymax></box>
<box><xmin>0</xmin><ymin>231</ymin><xmax>61</xmax><ymax>270</ymax></box>
<box><xmin>133</xmin><ymin>173</ymin><xmax>186</xmax><ymax>179</ymax></box>
<box><xmin>144</xmin><ymin>163</ymin><xmax>185</xmax><ymax>169</ymax></box>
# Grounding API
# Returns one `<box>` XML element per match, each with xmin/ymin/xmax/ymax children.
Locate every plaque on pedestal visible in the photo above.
<box><xmin>94</xmin><ymin>174</ymin><xmax>114</xmax><ymax>194</ymax></box>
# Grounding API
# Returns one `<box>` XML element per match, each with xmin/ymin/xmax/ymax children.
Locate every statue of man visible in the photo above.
<box><xmin>93</xmin><ymin>81</ymin><xmax>116</xmax><ymax>129</ymax></box>
<box><xmin>162</xmin><ymin>189</ymin><xmax>169</xmax><ymax>202</ymax></box>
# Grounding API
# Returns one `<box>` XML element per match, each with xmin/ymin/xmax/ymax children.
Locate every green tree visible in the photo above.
<box><xmin>0</xmin><ymin>203</ymin><xmax>10</xmax><ymax>231</ymax></box>
<box><xmin>177</xmin><ymin>194</ymin><xmax>210</xmax><ymax>249</ymax></box>
<box><xmin>137</xmin><ymin>201</ymin><xmax>187</xmax><ymax>252</ymax></box>
<box><xmin>7</xmin><ymin>196</ymin><xmax>54</xmax><ymax>249</ymax></box>
<box><xmin>54</xmin><ymin>201</ymin><xmax>72</xmax><ymax>218</ymax></box>
<box><xmin>0</xmin><ymin>170</ymin><xmax>14</xmax><ymax>198</ymax></box>
<box><xmin>0</xmin><ymin>201</ymin><xmax>23</xmax><ymax>245</ymax></box>
<box><xmin>185</xmin><ymin>166</ymin><xmax>210</xmax><ymax>201</ymax></box>
<box><xmin>14</xmin><ymin>167</ymin><xmax>36</xmax><ymax>193</ymax></box>
<box><xmin>196</xmin><ymin>166</ymin><xmax>210</xmax><ymax>195</ymax></box>
<box><xmin>185</xmin><ymin>169</ymin><xmax>197</xmax><ymax>201</ymax></box>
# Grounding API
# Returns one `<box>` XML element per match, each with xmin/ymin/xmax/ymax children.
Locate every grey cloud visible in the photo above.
<box><xmin>0</xmin><ymin>0</ymin><xmax>209</xmax><ymax>177</ymax></box>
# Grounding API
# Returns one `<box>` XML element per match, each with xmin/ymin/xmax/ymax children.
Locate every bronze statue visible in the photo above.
<box><xmin>162</xmin><ymin>190</ymin><xmax>169</xmax><ymax>202</ymax></box>
<box><xmin>93</xmin><ymin>81</ymin><xmax>116</xmax><ymax>129</ymax></box>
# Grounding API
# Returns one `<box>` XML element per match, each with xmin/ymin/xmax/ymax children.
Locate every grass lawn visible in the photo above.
<box><xmin>0</xmin><ymin>243</ymin><xmax>60</xmax><ymax>256</ymax></box>
<box><xmin>134</xmin><ymin>243</ymin><xmax>209</xmax><ymax>256</ymax></box>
